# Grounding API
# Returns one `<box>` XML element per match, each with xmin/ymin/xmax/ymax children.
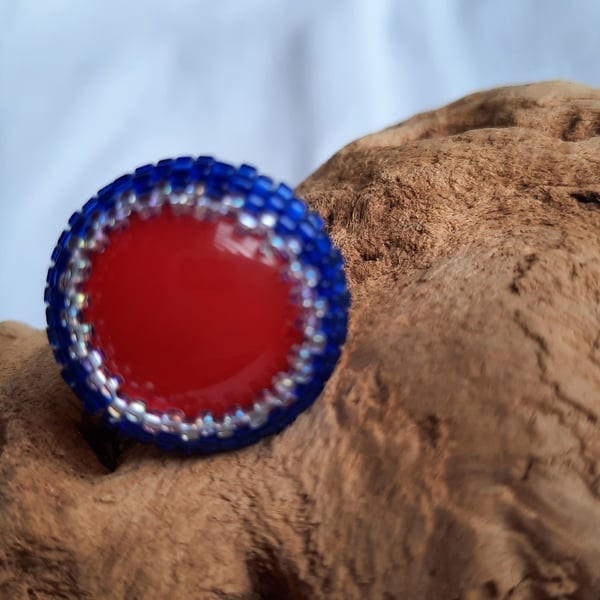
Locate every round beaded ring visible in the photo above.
<box><xmin>45</xmin><ymin>157</ymin><xmax>350</xmax><ymax>453</ymax></box>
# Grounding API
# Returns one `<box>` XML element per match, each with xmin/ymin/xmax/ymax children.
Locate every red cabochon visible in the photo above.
<box><xmin>83</xmin><ymin>212</ymin><xmax>303</xmax><ymax>417</ymax></box>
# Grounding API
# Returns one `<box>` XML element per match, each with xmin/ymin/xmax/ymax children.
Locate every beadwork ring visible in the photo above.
<box><xmin>45</xmin><ymin>157</ymin><xmax>350</xmax><ymax>453</ymax></box>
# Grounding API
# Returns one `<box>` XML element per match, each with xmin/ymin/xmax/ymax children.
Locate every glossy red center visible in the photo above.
<box><xmin>82</xmin><ymin>211</ymin><xmax>303</xmax><ymax>417</ymax></box>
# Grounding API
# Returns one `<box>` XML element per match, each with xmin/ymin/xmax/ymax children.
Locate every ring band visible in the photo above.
<box><xmin>45</xmin><ymin>157</ymin><xmax>350</xmax><ymax>453</ymax></box>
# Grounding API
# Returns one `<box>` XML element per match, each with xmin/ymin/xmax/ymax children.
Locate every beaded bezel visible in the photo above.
<box><xmin>45</xmin><ymin>157</ymin><xmax>350</xmax><ymax>453</ymax></box>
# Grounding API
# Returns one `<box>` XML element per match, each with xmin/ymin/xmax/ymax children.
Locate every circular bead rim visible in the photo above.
<box><xmin>45</xmin><ymin>156</ymin><xmax>350</xmax><ymax>453</ymax></box>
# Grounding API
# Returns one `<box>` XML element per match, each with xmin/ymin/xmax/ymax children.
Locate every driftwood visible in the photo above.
<box><xmin>2</xmin><ymin>81</ymin><xmax>600</xmax><ymax>599</ymax></box>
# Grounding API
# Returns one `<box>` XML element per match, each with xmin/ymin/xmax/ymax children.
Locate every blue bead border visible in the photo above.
<box><xmin>45</xmin><ymin>156</ymin><xmax>350</xmax><ymax>453</ymax></box>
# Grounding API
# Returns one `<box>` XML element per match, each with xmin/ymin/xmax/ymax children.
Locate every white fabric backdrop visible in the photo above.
<box><xmin>1</xmin><ymin>0</ymin><xmax>599</xmax><ymax>327</ymax></box>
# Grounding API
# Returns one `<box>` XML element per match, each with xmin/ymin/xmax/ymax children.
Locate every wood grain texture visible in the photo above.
<box><xmin>2</xmin><ymin>81</ymin><xmax>600</xmax><ymax>599</ymax></box>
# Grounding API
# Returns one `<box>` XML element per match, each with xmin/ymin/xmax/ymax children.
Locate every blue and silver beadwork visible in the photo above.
<box><xmin>45</xmin><ymin>157</ymin><xmax>350</xmax><ymax>453</ymax></box>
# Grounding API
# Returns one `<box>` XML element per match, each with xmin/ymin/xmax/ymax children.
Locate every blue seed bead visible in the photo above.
<box><xmin>135</xmin><ymin>427</ymin><xmax>160</xmax><ymax>444</ymax></box>
<box><xmin>96</xmin><ymin>182</ymin><xmax>117</xmax><ymax>211</ymax></box>
<box><xmin>335</xmin><ymin>290</ymin><xmax>351</xmax><ymax>309</ymax></box>
<box><xmin>314</xmin><ymin>231</ymin><xmax>332</xmax><ymax>255</ymax></box>
<box><xmin>44</xmin><ymin>286</ymin><xmax>56</xmax><ymax>306</ymax></box>
<box><xmin>155</xmin><ymin>430</ymin><xmax>184</xmax><ymax>450</ymax></box>
<box><xmin>69</xmin><ymin>213</ymin><xmax>90</xmax><ymax>239</ymax></box>
<box><xmin>326</xmin><ymin>341</ymin><xmax>343</xmax><ymax>356</ymax></box>
<box><xmin>286</xmin><ymin>198</ymin><xmax>307</xmax><ymax>221</ymax></box>
<box><xmin>154</xmin><ymin>158</ymin><xmax>173</xmax><ymax>181</ymax></box>
<box><xmin>260</xmin><ymin>410</ymin><xmax>288</xmax><ymax>437</ymax></box>
<box><xmin>329</xmin><ymin>251</ymin><xmax>345</xmax><ymax>276</ymax></box>
<box><xmin>294</xmin><ymin>379</ymin><xmax>324</xmax><ymax>406</ymax></box>
<box><xmin>319</xmin><ymin>260</ymin><xmax>339</xmax><ymax>279</ymax></box>
<box><xmin>303</xmin><ymin>240</ymin><xmax>328</xmax><ymax>266</ymax></box>
<box><xmin>214</xmin><ymin>435</ymin><xmax>243</xmax><ymax>452</ymax></box>
<box><xmin>132</xmin><ymin>164</ymin><xmax>155</xmax><ymax>194</ymax></box>
<box><xmin>55</xmin><ymin>230</ymin><xmax>71</xmax><ymax>252</ymax></box>
<box><xmin>237</xmin><ymin>164</ymin><xmax>258</xmax><ymax>179</ymax></box>
<box><xmin>65</xmin><ymin>360</ymin><xmax>92</xmax><ymax>389</ymax></box>
<box><xmin>274</xmin><ymin>182</ymin><xmax>294</xmax><ymax>201</ymax></box>
<box><xmin>322</xmin><ymin>312</ymin><xmax>346</xmax><ymax>334</ymax></box>
<box><xmin>96</xmin><ymin>180</ymin><xmax>115</xmax><ymax>201</ymax></box>
<box><xmin>307</xmin><ymin>211</ymin><xmax>324</xmax><ymax>231</ymax></box>
<box><xmin>334</xmin><ymin>307</ymin><xmax>349</xmax><ymax>328</ymax></box>
<box><xmin>173</xmin><ymin>156</ymin><xmax>193</xmax><ymax>168</ymax></box>
<box><xmin>46</xmin><ymin>324</ymin><xmax>59</xmax><ymax>347</ymax></box>
<box><xmin>210</xmin><ymin>161</ymin><xmax>235</xmax><ymax>178</ymax></box>
<box><xmin>45</xmin><ymin>307</ymin><xmax>61</xmax><ymax>334</ymax></box>
<box><xmin>333</xmin><ymin>271</ymin><xmax>347</xmax><ymax>293</ymax></box>
<box><xmin>53</xmin><ymin>247</ymin><xmax>71</xmax><ymax>277</ymax></box>
<box><xmin>316</xmin><ymin>279</ymin><xmax>332</xmax><ymax>297</ymax></box>
<box><xmin>245</xmin><ymin>193</ymin><xmax>265</xmax><ymax>212</ymax></box>
<box><xmin>237</xmin><ymin>426</ymin><xmax>261</xmax><ymax>446</ymax></box>
<box><xmin>275</xmin><ymin>215</ymin><xmax>296</xmax><ymax>235</ymax></box>
<box><xmin>113</xmin><ymin>418</ymin><xmax>143</xmax><ymax>441</ymax></box>
<box><xmin>57</xmin><ymin>326</ymin><xmax>73</xmax><ymax>350</ymax></box>
<box><xmin>318</xmin><ymin>255</ymin><xmax>341</xmax><ymax>280</ymax></box>
<box><xmin>52</xmin><ymin>347</ymin><xmax>66</xmax><ymax>366</ymax></box>
<box><xmin>265</xmin><ymin>193</ymin><xmax>287</xmax><ymax>214</ymax></box>
<box><xmin>60</xmin><ymin>365</ymin><xmax>77</xmax><ymax>387</ymax></box>
<box><xmin>228</xmin><ymin>164</ymin><xmax>258</xmax><ymax>194</ymax></box>
<box><xmin>251</xmin><ymin>175</ymin><xmax>274</xmax><ymax>198</ymax></box>
<box><xmin>193</xmin><ymin>437</ymin><xmax>221</xmax><ymax>454</ymax></box>
<box><xmin>46</xmin><ymin>305</ymin><xmax>60</xmax><ymax>328</ymax></box>
<box><xmin>51</xmin><ymin>244</ymin><xmax>63</xmax><ymax>264</ymax></box>
<box><xmin>324</xmin><ymin>321</ymin><xmax>347</xmax><ymax>345</ymax></box>
<box><xmin>48</xmin><ymin>325</ymin><xmax>70</xmax><ymax>352</ymax></box>
<box><xmin>332</xmin><ymin>246</ymin><xmax>344</xmax><ymax>261</ymax></box>
<box><xmin>81</xmin><ymin>196</ymin><xmax>100</xmax><ymax>218</ymax></box>
<box><xmin>46</xmin><ymin>267</ymin><xmax>57</xmax><ymax>288</ymax></box>
<box><xmin>112</xmin><ymin>174</ymin><xmax>132</xmax><ymax>196</ymax></box>
<box><xmin>78</xmin><ymin>385</ymin><xmax>109</xmax><ymax>415</ymax></box>
<box><xmin>206</xmin><ymin>161</ymin><xmax>235</xmax><ymax>196</ymax></box>
<box><xmin>68</xmin><ymin>211</ymin><xmax>81</xmax><ymax>228</ymax></box>
<box><xmin>228</xmin><ymin>174</ymin><xmax>254</xmax><ymax>194</ymax></box>
<box><xmin>169</xmin><ymin>156</ymin><xmax>194</xmax><ymax>189</ymax></box>
<box><xmin>331</xmin><ymin>286</ymin><xmax>348</xmax><ymax>302</ymax></box>
<box><xmin>313</xmin><ymin>346</ymin><xmax>342</xmax><ymax>373</ymax></box>
<box><xmin>297</xmin><ymin>221</ymin><xmax>316</xmax><ymax>242</ymax></box>
<box><xmin>192</xmin><ymin>156</ymin><xmax>214</xmax><ymax>181</ymax></box>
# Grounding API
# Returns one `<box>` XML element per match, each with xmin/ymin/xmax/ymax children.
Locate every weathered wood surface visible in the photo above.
<box><xmin>2</xmin><ymin>82</ymin><xmax>600</xmax><ymax>599</ymax></box>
